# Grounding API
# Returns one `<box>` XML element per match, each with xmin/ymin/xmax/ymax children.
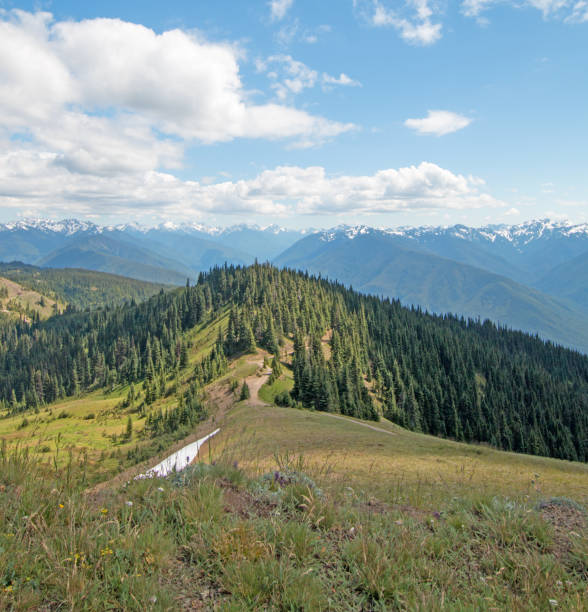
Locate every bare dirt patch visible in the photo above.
<box><xmin>539</xmin><ymin>499</ymin><xmax>586</xmax><ymax>560</ymax></box>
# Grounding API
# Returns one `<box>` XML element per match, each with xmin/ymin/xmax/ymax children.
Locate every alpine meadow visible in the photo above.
<box><xmin>1</xmin><ymin>1</ymin><xmax>587</xmax><ymax>610</ymax></box>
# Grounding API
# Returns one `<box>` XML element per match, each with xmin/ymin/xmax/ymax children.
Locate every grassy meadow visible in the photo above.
<box><xmin>0</xmin><ymin>321</ymin><xmax>586</xmax><ymax>609</ymax></box>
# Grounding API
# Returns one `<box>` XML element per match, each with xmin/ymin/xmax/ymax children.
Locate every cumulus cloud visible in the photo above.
<box><xmin>404</xmin><ymin>110</ymin><xmax>472</xmax><ymax>136</ymax></box>
<box><xmin>0</xmin><ymin>8</ymin><xmax>353</xmax><ymax>178</ymax></box>
<box><xmin>357</xmin><ymin>0</ymin><xmax>443</xmax><ymax>45</ymax></box>
<box><xmin>269</xmin><ymin>0</ymin><xmax>294</xmax><ymax>21</ymax></box>
<box><xmin>0</xmin><ymin>155</ymin><xmax>503</xmax><ymax>220</ymax></box>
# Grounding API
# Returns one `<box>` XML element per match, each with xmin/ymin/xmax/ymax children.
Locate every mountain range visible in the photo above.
<box><xmin>1</xmin><ymin>217</ymin><xmax>587</xmax><ymax>352</ymax></box>
<box><xmin>0</xmin><ymin>219</ymin><xmax>307</xmax><ymax>283</ymax></box>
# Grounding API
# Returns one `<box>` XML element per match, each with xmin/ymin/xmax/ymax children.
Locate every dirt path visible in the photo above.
<box><xmin>241</xmin><ymin>354</ymin><xmax>273</xmax><ymax>406</ymax></box>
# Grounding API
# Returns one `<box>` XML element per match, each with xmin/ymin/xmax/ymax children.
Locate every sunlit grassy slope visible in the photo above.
<box><xmin>0</xmin><ymin>276</ymin><xmax>62</xmax><ymax>320</ymax></box>
<box><xmin>0</xmin><ymin>310</ymin><xmax>232</xmax><ymax>474</ymax></box>
<box><xmin>216</xmin><ymin>400</ymin><xmax>588</xmax><ymax>508</ymax></box>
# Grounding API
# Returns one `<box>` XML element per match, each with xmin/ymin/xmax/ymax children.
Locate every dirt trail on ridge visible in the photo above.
<box><xmin>242</xmin><ymin>354</ymin><xmax>272</xmax><ymax>406</ymax></box>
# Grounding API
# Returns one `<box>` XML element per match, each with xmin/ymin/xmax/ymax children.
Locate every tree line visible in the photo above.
<box><xmin>0</xmin><ymin>264</ymin><xmax>586</xmax><ymax>461</ymax></box>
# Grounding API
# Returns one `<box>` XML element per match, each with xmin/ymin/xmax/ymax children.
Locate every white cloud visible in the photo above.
<box><xmin>322</xmin><ymin>73</ymin><xmax>362</xmax><ymax>87</ymax></box>
<box><xmin>462</xmin><ymin>0</ymin><xmax>588</xmax><ymax>22</ymax></box>
<box><xmin>362</xmin><ymin>0</ymin><xmax>443</xmax><ymax>45</ymax></box>
<box><xmin>404</xmin><ymin>110</ymin><xmax>472</xmax><ymax>136</ymax></box>
<box><xmin>257</xmin><ymin>55</ymin><xmax>360</xmax><ymax>100</ymax></box>
<box><xmin>0</xmin><ymin>9</ymin><xmax>353</xmax><ymax>173</ymax></box>
<box><xmin>504</xmin><ymin>207</ymin><xmax>521</xmax><ymax>216</ymax></box>
<box><xmin>269</xmin><ymin>0</ymin><xmax>294</xmax><ymax>21</ymax></box>
<box><xmin>0</xmin><ymin>156</ymin><xmax>503</xmax><ymax>220</ymax></box>
<box><xmin>566</xmin><ymin>0</ymin><xmax>588</xmax><ymax>22</ymax></box>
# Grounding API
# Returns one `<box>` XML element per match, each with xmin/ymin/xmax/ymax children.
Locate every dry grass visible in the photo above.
<box><xmin>214</xmin><ymin>403</ymin><xmax>588</xmax><ymax>508</ymax></box>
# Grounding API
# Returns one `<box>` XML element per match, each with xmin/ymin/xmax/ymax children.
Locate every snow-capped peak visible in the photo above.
<box><xmin>0</xmin><ymin>218</ymin><xmax>98</xmax><ymax>235</ymax></box>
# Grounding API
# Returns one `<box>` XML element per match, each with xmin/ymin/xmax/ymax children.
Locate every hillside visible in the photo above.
<box><xmin>0</xmin><ymin>293</ymin><xmax>586</xmax><ymax>609</ymax></box>
<box><xmin>1</xmin><ymin>264</ymin><xmax>586</xmax><ymax>463</ymax></box>
<box><xmin>123</xmin><ymin>227</ymin><xmax>255</xmax><ymax>272</ymax></box>
<box><xmin>275</xmin><ymin>230</ymin><xmax>588</xmax><ymax>354</ymax></box>
<box><xmin>535</xmin><ymin>250</ymin><xmax>588</xmax><ymax>316</ymax></box>
<box><xmin>39</xmin><ymin>234</ymin><xmax>192</xmax><ymax>285</ymax></box>
<box><xmin>0</xmin><ymin>276</ymin><xmax>61</xmax><ymax>321</ymax></box>
<box><xmin>0</xmin><ymin>263</ymin><xmax>169</xmax><ymax>310</ymax></box>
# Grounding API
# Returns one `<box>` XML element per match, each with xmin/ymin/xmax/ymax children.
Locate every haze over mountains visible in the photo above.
<box><xmin>1</xmin><ymin>217</ymin><xmax>588</xmax><ymax>352</ymax></box>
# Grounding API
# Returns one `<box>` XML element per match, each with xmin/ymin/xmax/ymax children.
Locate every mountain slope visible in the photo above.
<box><xmin>39</xmin><ymin>234</ymin><xmax>192</xmax><ymax>285</ymax></box>
<box><xmin>211</xmin><ymin>225</ymin><xmax>306</xmax><ymax>261</ymax></box>
<box><xmin>123</xmin><ymin>228</ymin><xmax>255</xmax><ymax>271</ymax></box>
<box><xmin>535</xmin><ymin>249</ymin><xmax>588</xmax><ymax>315</ymax></box>
<box><xmin>391</xmin><ymin>219</ymin><xmax>588</xmax><ymax>282</ymax></box>
<box><xmin>1</xmin><ymin>264</ymin><xmax>587</xmax><ymax>461</ymax></box>
<box><xmin>0</xmin><ymin>262</ymin><xmax>169</xmax><ymax>310</ymax></box>
<box><xmin>0</xmin><ymin>219</ymin><xmax>96</xmax><ymax>263</ymax></box>
<box><xmin>275</xmin><ymin>229</ymin><xmax>588</xmax><ymax>354</ymax></box>
<box><xmin>0</xmin><ymin>276</ymin><xmax>61</xmax><ymax>320</ymax></box>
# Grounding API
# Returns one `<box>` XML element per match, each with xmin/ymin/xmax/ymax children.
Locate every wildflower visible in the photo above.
<box><xmin>149</xmin><ymin>596</ymin><xmax>157</xmax><ymax>604</ymax></box>
<box><xmin>3</xmin><ymin>585</ymin><xmax>13</xmax><ymax>593</ymax></box>
<box><xmin>100</xmin><ymin>508</ymin><xmax>108</xmax><ymax>515</ymax></box>
<box><xmin>100</xmin><ymin>547</ymin><xmax>113</xmax><ymax>556</ymax></box>
<box><xmin>58</xmin><ymin>503</ymin><xmax>64</xmax><ymax>509</ymax></box>
<box><xmin>549</xmin><ymin>600</ymin><xmax>558</xmax><ymax>607</ymax></box>
<box><xmin>157</xmin><ymin>487</ymin><xmax>164</xmax><ymax>492</ymax></box>
<box><xmin>125</xmin><ymin>501</ymin><xmax>133</xmax><ymax>507</ymax></box>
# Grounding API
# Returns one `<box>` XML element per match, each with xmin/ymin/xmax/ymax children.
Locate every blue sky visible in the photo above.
<box><xmin>0</xmin><ymin>0</ymin><xmax>586</xmax><ymax>228</ymax></box>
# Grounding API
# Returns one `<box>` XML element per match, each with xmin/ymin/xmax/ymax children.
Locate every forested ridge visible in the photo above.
<box><xmin>0</xmin><ymin>262</ymin><xmax>168</xmax><ymax>310</ymax></box>
<box><xmin>0</xmin><ymin>264</ymin><xmax>586</xmax><ymax>461</ymax></box>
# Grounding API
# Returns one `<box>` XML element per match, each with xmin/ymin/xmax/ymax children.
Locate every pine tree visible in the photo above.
<box><xmin>240</xmin><ymin>382</ymin><xmax>251</xmax><ymax>401</ymax></box>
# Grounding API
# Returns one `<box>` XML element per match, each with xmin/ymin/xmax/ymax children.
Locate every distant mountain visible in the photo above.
<box><xmin>120</xmin><ymin>227</ymin><xmax>255</xmax><ymax>271</ymax></box>
<box><xmin>210</xmin><ymin>225</ymin><xmax>307</xmax><ymax>262</ymax></box>
<box><xmin>38</xmin><ymin>234</ymin><xmax>192</xmax><ymax>285</ymax></box>
<box><xmin>275</xmin><ymin>227</ymin><xmax>588</xmax><ymax>354</ymax></box>
<box><xmin>0</xmin><ymin>219</ymin><xmax>97</xmax><ymax>263</ymax></box>
<box><xmin>535</xmin><ymin>250</ymin><xmax>588</xmax><ymax>315</ymax></box>
<box><xmin>0</xmin><ymin>262</ymin><xmax>169</xmax><ymax>310</ymax></box>
<box><xmin>388</xmin><ymin>219</ymin><xmax>588</xmax><ymax>282</ymax></box>
<box><xmin>0</xmin><ymin>219</ymin><xmax>306</xmax><ymax>280</ymax></box>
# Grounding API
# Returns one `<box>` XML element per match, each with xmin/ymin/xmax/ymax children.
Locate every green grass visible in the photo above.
<box><xmin>258</xmin><ymin>373</ymin><xmax>294</xmax><ymax>404</ymax></box>
<box><xmin>0</xmin><ymin>310</ymin><xmax>226</xmax><ymax>473</ymax></box>
<box><xmin>215</xmin><ymin>403</ymin><xmax>588</xmax><ymax>508</ymax></box>
<box><xmin>1</xmin><ymin>337</ymin><xmax>586</xmax><ymax>609</ymax></box>
<box><xmin>1</xmin><ymin>441</ymin><xmax>585</xmax><ymax>610</ymax></box>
